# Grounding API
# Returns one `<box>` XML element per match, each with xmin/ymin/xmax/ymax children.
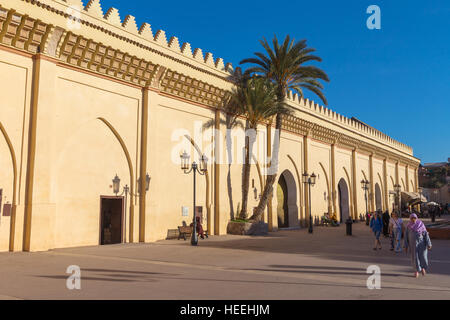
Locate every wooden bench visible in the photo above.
<box><xmin>178</xmin><ymin>226</ymin><xmax>193</xmax><ymax>240</ymax></box>
<box><xmin>166</xmin><ymin>229</ymin><xmax>179</xmax><ymax>240</ymax></box>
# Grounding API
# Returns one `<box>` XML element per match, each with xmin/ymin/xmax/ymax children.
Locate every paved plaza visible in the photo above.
<box><xmin>1</xmin><ymin>218</ymin><xmax>450</xmax><ymax>300</ymax></box>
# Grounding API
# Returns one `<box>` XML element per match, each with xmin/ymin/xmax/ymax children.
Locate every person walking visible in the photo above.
<box><xmin>389</xmin><ymin>212</ymin><xmax>395</xmax><ymax>251</ymax></box>
<box><xmin>366</xmin><ymin>211</ymin><xmax>370</xmax><ymax>226</ymax></box>
<box><xmin>191</xmin><ymin>216</ymin><xmax>207</xmax><ymax>239</ymax></box>
<box><xmin>404</xmin><ymin>214</ymin><xmax>432</xmax><ymax>278</ymax></box>
<box><xmin>431</xmin><ymin>206</ymin><xmax>436</xmax><ymax>223</ymax></box>
<box><xmin>382</xmin><ymin>210</ymin><xmax>390</xmax><ymax>237</ymax></box>
<box><xmin>370</xmin><ymin>211</ymin><xmax>384</xmax><ymax>250</ymax></box>
<box><xmin>389</xmin><ymin>212</ymin><xmax>404</xmax><ymax>253</ymax></box>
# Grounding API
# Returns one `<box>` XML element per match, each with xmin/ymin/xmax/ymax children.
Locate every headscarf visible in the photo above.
<box><xmin>407</xmin><ymin>213</ymin><xmax>427</xmax><ymax>233</ymax></box>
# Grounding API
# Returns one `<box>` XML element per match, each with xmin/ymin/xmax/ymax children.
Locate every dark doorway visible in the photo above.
<box><xmin>338</xmin><ymin>178</ymin><xmax>350</xmax><ymax>223</ymax></box>
<box><xmin>277</xmin><ymin>174</ymin><xmax>289</xmax><ymax>228</ymax></box>
<box><xmin>375</xmin><ymin>183</ymin><xmax>382</xmax><ymax>211</ymax></box>
<box><xmin>100</xmin><ymin>197</ymin><xmax>124</xmax><ymax>245</ymax></box>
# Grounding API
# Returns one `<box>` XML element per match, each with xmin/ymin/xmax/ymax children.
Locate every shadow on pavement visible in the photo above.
<box><xmin>191</xmin><ymin>224</ymin><xmax>450</xmax><ymax>277</ymax></box>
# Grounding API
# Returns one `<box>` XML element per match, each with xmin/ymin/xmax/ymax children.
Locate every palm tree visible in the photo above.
<box><xmin>233</xmin><ymin>76</ymin><xmax>278</xmax><ymax>219</ymax></box>
<box><xmin>240</xmin><ymin>35</ymin><xmax>329</xmax><ymax>221</ymax></box>
<box><xmin>202</xmin><ymin>71</ymin><xmax>246</xmax><ymax>220</ymax></box>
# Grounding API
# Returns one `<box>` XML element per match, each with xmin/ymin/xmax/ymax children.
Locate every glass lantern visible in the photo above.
<box><xmin>113</xmin><ymin>175</ymin><xmax>121</xmax><ymax>195</ymax></box>
<box><xmin>302</xmin><ymin>172</ymin><xmax>309</xmax><ymax>184</ymax></box>
<box><xmin>199</xmin><ymin>154</ymin><xmax>208</xmax><ymax>173</ymax></box>
<box><xmin>180</xmin><ymin>151</ymin><xmax>190</xmax><ymax>171</ymax></box>
<box><xmin>310</xmin><ymin>173</ymin><xmax>317</xmax><ymax>186</ymax></box>
<box><xmin>145</xmin><ymin>174</ymin><xmax>151</xmax><ymax>191</ymax></box>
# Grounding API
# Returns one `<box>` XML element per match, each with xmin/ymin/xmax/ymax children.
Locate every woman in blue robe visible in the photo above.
<box><xmin>370</xmin><ymin>211</ymin><xmax>384</xmax><ymax>250</ymax></box>
<box><xmin>404</xmin><ymin>214</ymin><xmax>432</xmax><ymax>278</ymax></box>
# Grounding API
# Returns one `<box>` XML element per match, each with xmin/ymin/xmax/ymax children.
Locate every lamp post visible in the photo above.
<box><xmin>361</xmin><ymin>179</ymin><xmax>370</xmax><ymax>222</ymax></box>
<box><xmin>302</xmin><ymin>172</ymin><xmax>316</xmax><ymax>234</ymax></box>
<box><xmin>418</xmin><ymin>187</ymin><xmax>423</xmax><ymax>213</ymax></box>
<box><xmin>180</xmin><ymin>151</ymin><xmax>208</xmax><ymax>246</ymax></box>
<box><xmin>433</xmin><ymin>189</ymin><xmax>439</xmax><ymax>203</ymax></box>
<box><xmin>394</xmin><ymin>184</ymin><xmax>402</xmax><ymax>214</ymax></box>
<box><xmin>112</xmin><ymin>173</ymin><xmax>150</xmax><ymax>243</ymax></box>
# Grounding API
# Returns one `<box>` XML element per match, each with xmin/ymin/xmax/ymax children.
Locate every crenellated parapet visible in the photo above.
<box><xmin>50</xmin><ymin>0</ymin><xmax>233</xmax><ymax>75</ymax></box>
<box><xmin>284</xmin><ymin>91</ymin><xmax>414</xmax><ymax>156</ymax></box>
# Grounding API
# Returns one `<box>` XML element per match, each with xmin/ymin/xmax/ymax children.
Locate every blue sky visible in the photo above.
<box><xmin>92</xmin><ymin>0</ymin><xmax>449</xmax><ymax>164</ymax></box>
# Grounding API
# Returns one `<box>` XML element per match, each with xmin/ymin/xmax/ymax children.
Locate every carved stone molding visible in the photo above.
<box><xmin>160</xmin><ymin>69</ymin><xmax>226</xmax><ymax>107</ymax></box>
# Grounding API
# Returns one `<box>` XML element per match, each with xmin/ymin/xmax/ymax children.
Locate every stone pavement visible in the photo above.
<box><xmin>1</xmin><ymin>218</ymin><xmax>450</xmax><ymax>300</ymax></box>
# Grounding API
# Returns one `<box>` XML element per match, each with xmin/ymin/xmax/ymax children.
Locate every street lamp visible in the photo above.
<box><xmin>302</xmin><ymin>172</ymin><xmax>316</xmax><ymax>234</ymax></box>
<box><xmin>433</xmin><ymin>189</ymin><xmax>439</xmax><ymax>203</ymax></box>
<box><xmin>137</xmin><ymin>173</ymin><xmax>151</xmax><ymax>195</ymax></box>
<box><xmin>394</xmin><ymin>184</ymin><xmax>402</xmax><ymax>214</ymax></box>
<box><xmin>361</xmin><ymin>179</ymin><xmax>370</xmax><ymax>223</ymax></box>
<box><xmin>418</xmin><ymin>187</ymin><xmax>423</xmax><ymax>213</ymax></box>
<box><xmin>180</xmin><ymin>151</ymin><xmax>208</xmax><ymax>246</ymax></box>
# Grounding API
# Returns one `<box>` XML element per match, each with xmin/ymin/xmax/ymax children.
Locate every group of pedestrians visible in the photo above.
<box><xmin>369</xmin><ymin>210</ymin><xmax>432</xmax><ymax>278</ymax></box>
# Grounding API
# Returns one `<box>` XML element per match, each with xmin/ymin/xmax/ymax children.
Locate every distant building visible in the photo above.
<box><xmin>419</xmin><ymin>159</ymin><xmax>450</xmax><ymax>205</ymax></box>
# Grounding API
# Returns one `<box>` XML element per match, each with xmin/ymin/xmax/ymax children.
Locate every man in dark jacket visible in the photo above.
<box><xmin>431</xmin><ymin>206</ymin><xmax>436</xmax><ymax>223</ymax></box>
<box><xmin>382</xmin><ymin>210</ymin><xmax>390</xmax><ymax>237</ymax></box>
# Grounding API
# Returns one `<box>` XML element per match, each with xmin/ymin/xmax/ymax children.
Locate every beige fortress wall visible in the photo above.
<box><xmin>220</xmin><ymin>122</ymin><xmax>249</xmax><ymax>227</ymax></box>
<box><xmin>308</xmin><ymin>139</ymin><xmax>331</xmax><ymax>220</ymax></box>
<box><xmin>0</xmin><ymin>49</ymin><xmax>33</xmax><ymax>252</ymax></box>
<box><xmin>0</xmin><ymin>134</ymin><xmax>14</xmax><ymax>250</ymax></box>
<box><xmin>373</xmin><ymin>157</ymin><xmax>385</xmax><ymax>211</ymax></box>
<box><xmin>386</xmin><ymin>161</ymin><xmax>396</xmax><ymax>212</ymax></box>
<box><xmin>408</xmin><ymin>167</ymin><xmax>416</xmax><ymax>191</ymax></box>
<box><xmin>0</xmin><ymin>0</ymin><xmax>422</xmax><ymax>251</ymax></box>
<box><xmin>146</xmin><ymin>92</ymin><xmax>214</xmax><ymax>241</ymax></box>
<box><xmin>28</xmin><ymin>59</ymin><xmax>142</xmax><ymax>251</ymax></box>
<box><xmin>356</xmin><ymin>152</ymin><xmax>370</xmax><ymax>216</ymax></box>
<box><xmin>215</xmin><ymin>115</ymin><xmax>269</xmax><ymax>234</ymax></box>
<box><xmin>399</xmin><ymin>165</ymin><xmax>407</xmax><ymax>191</ymax></box>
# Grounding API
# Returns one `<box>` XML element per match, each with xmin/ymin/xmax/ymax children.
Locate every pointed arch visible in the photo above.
<box><xmin>374</xmin><ymin>183</ymin><xmax>383</xmax><ymax>211</ymax></box>
<box><xmin>287</xmin><ymin>154</ymin><xmax>303</xmax><ymax>223</ymax></box>
<box><xmin>319</xmin><ymin>162</ymin><xmax>332</xmax><ymax>214</ymax></box>
<box><xmin>343</xmin><ymin>167</ymin><xmax>353</xmax><ymax>216</ymax></box>
<box><xmin>377</xmin><ymin>172</ymin><xmax>385</xmax><ymax>210</ymax></box>
<box><xmin>361</xmin><ymin>170</ymin><xmax>368</xmax><ymax>180</ymax></box>
<box><xmin>0</xmin><ymin>122</ymin><xmax>18</xmax><ymax>252</ymax></box>
<box><xmin>337</xmin><ymin>178</ymin><xmax>350</xmax><ymax>222</ymax></box>
<box><xmin>377</xmin><ymin>173</ymin><xmax>384</xmax><ymax>194</ymax></box>
<box><xmin>277</xmin><ymin>169</ymin><xmax>298</xmax><ymax>228</ymax></box>
<box><xmin>97</xmin><ymin>117</ymin><xmax>135</xmax><ymax>243</ymax></box>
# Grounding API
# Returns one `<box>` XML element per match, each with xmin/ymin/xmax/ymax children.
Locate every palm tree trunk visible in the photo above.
<box><xmin>226</xmin><ymin>118</ymin><xmax>235</xmax><ymax>220</ymax></box>
<box><xmin>239</xmin><ymin>135</ymin><xmax>251</xmax><ymax>219</ymax></box>
<box><xmin>250</xmin><ymin>113</ymin><xmax>283</xmax><ymax>221</ymax></box>
<box><xmin>239</xmin><ymin>126</ymin><xmax>257</xmax><ymax>219</ymax></box>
